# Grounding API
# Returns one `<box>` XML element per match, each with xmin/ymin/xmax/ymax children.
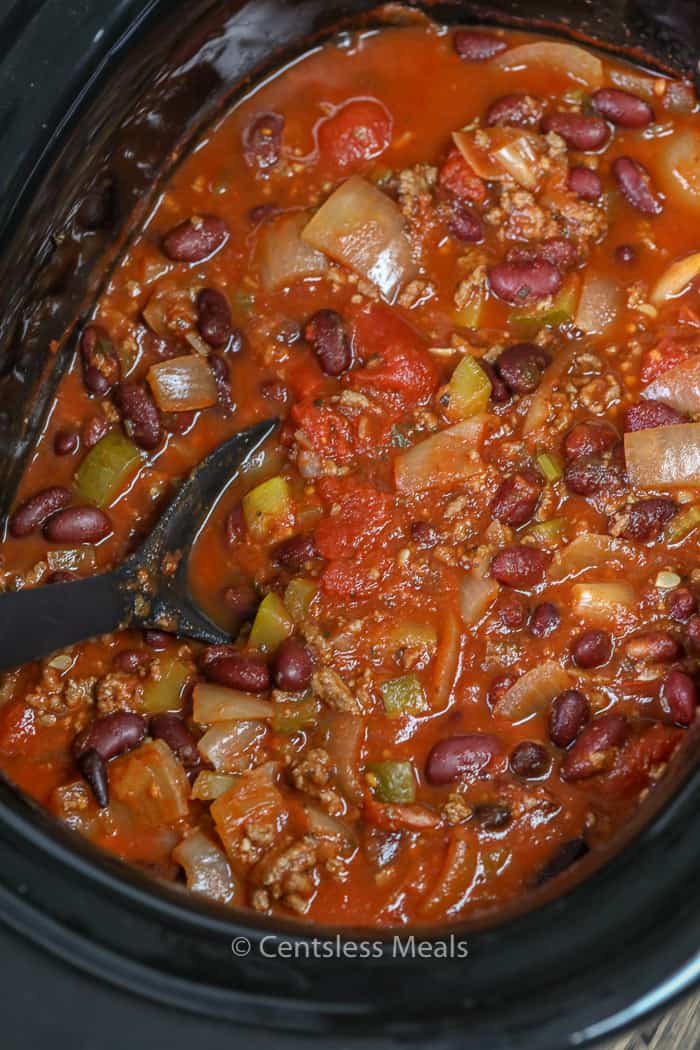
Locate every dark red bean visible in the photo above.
<box><xmin>472</xmin><ymin>802</ymin><xmax>512</xmax><ymax>829</ymax></box>
<box><xmin>488</xmin><ymin>674</ymin><xmax>516</xmax><ymax>708</ymax></box>
<box><xmin>150</xmin><ymin>713</ymin><xmax>201</xmax><ymax>767</ymax></box>
<box><xmin>113</xmin><ymin>381</ymin><xmax>162</xmax><ymax>450</ymax></box>
<box><xmin>82</xmin><ymin>416</ymin><xmax>109</xmax><ymax>449</ymax></box>
<box><xmin>491</xmin><ymin>546</ymin><xmax>550</xmax><ymax>588</ymax></box>
<box><xmin>667</xmin><ymin>587</ymin><xmax>697</xmax><ymax>622</ymax></box>
<box><xmin>507</xmin><ymin>238</ymin><xmax>578</xmax><ymax>273</ymax></box>
<box><xmin>561</xmin><ymin>713</ymin><xmax>627</xmax><ymax>780</ymax></box>
<box><xmin>410</xmin><ymin>521</ymin><xmax>439</xmax><ymax>548</ymax></box>
<box><xmin>661</xmin><ymin>670</ymin><xmax>697</xmax><ymax>726</ymax></box>
<box><xmin>74</xmin><ymin>712</ymin><xmax>146</xmax><ymax>761</ymax></box>
<box><xmin>80</xmin><ymin>324</ymin><xmax>121</xmax><ymax>398</ymax></box>
<box><xmin>8</xmin><ymin>486</ymin><xmax>72</xmax><ymax>538</ymax></box>
<box><xmin>616</xmin><ymin>497</ymin><xmax>677</xmax><ymax>541</ymax></box>
<box><xmin>491</xmin><ymin>468</ymin><xmax>542</xmax><ymax>527</ymax></box>
<box><xmin>224</xmin><ymin>505</ymin><xmax>245</xmax><ymax>546</ymax></box>
<box><xmin>144</xmin><ymin>630</ymin><xmax>171</xmax><ymax>651</ymax></box>
<box><xmin>273</xmin><ymin>533</ymin><xmax>318</xmax><ymax>571</ymax></box>
<box><xmin>495</xmin><ymin>343</ymin><xmax>551</xmax><ymax>395</ymax></box>
<box><xmin>113</xmin><ymin>649</ymin><xmax>148</xmax><ymax>673</ymax></box>
<box><xmin>162</xmin><ymin>215</ymin><xmax>229</xmax><ymax>263</ymax></box>
<box><xmin>541</xmin><ymin>112</ymin><xmax>610</xmax><ymax>151</ymax></box>
<box><xmin>164</xmin><ymin>409</ymin><xmax>196</xmax><ymax>436</ymax></box>
<box><xmin>203</xmin><ymin>653</ymin><xmax>271</xmax><ymax>693</ymax></box>
<box><xmin>54</xmin><ymin>430</ymin><xmax>79</xmax><ymax>456</ymax></box>
<box><xmin>498</xmin><ymin>595</ymin><xmax>528</xmax><ymax>631</ymax></box>
<box><xmin>687</xmin><ymin>615</ymin><xmax>700</xmax><ymax>652</ymax></box>
<box><xmin>486</xmin><ymin>93</ymin><xmax>542</xmax><ymax>128</ymax></box>
<box><xmin>273</xmin><ymin>638</ymin><xmax>314</xmax><ymax>692</ymax></box>
<box><xmin>454</xmin><ymin>29</ymin><xmax>507</xmax><ymax>61</ymax></box>
<box><xmin>304</xmin><ymin>310</ymin><xmax>351</xmax><ymax>376</ymax></box>
<box><xmin>615</xmin><ymin>244</ymin><xmax>637</xmax><ymax>264</ymax></box>
<box><xmin>612</xmin><ymin>157</ymin><xmax>663</xmax><ymax>216</ymax></box>
<box><xmin>509</xmin><ymin>740</ymin><xmax>551</xmax><ymax>778</ymax></box>
<box><xmin>530</xmin><ymin>602</ymin><xmax>561</xmax><ymax>638</ymax></box>
<box><xmin>572</xmin><ymin>629</ymin><xmax>612</xmax><ymax>669</ymax></box>
<box><xmin>77</xmin><ymin>749</ymin><xmax>109</xmax><ymax>808</ymax></box>
<box><xmin>43</xmin><ymin>506</ymin><xmax>111</xmax><ymax>544</ymax></box>
<box><xmin>592</xmin><ymin>88</ymin><xmax>654</xmax><ymax>128</ymax></box>
<box><xmin>425</xmin><ymin>733</ymin><xmax>502</xmax><ymax>785</ymax></box>
<box><xmin>625</xmin><ymin>631</ymin><xmax>680</xmax><ymax>663</ymax></box>
<box><xmin>533</xmin><ymin>837</ymin><xmax>589</xmax><ymax>885</ymax></box>
<box><xmin>623</xmin><ymin>399</ymin><xmax>685</xmax><ymax>432</ymax></box>
<box><xmin>196</xmin><ymin>289</ymin><xmax>232</xmax><ymax>348</ymax></box>
<box><xmin>46</xmin><ymin>571</ymin><xmax>76</xmax><ymax>585</ymax></box>
<box><xmin>488</xmin><ymin>259</ymin><xmax>562</xmax><ymax>305</ymax></box>
<box><xmin>564</xmin><ymin>420</ymin><xmax>618</xmax><ymax>461</ymax></box>
<box><xmin>223</xmin><ymin>583</ymin><xmax>259</xmax><ymax>626</ymax></box>
<box><xmin>479</xmin><ymin>360</ymin><xmax>510</xmax><ymax>404</ymax></box>
<box><xmin>208</xmin><ymin>353</ymin><xmax>234</xmax><ymax>414</ymax></box>
<box><xmin>564</xmin><ymin>455</ymin><xmax>623</xmax><ymax>496</ymax></box>
<box><xmin>567</xmin><ymin>166</ymin><xmax>602</xmax><ymax>202</ymax></box>
<box><xmin>549</xmin><ymin>690</ymin><xmax>590</xmax><ymax>748</ymax></box>
<box><xmin>448</xmin><ymin>203</ymin><xmax>484</xmax><ymax>243</ymax></box>
<box><xmin>243</xmin><ymin>112</ymin><xmax>285</xmax><ymax>169</ymax></box>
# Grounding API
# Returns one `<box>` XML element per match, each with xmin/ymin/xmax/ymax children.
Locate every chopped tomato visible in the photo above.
<box><xmin>0</xmin><ymin>701</ymin><xmax>36</xmax><ymax>756</ymax></box>
<box><xmin>348</xmin><ymin>304</ymin><xmax>438</xmax><ymax>411</ymax></box>
<box><xmin>601</xmin><ymin>723</ymin><xmax>682</xmax><ymax>799</ymax></box>
<box><xmin>320</xmin><ymin>557</ymin><xmax>387</xmax><ymax>602</ymax></box>
<box><xmin>289</xmin><ymin>398</ymin><xmax>391</xmax><ymax>465</ymax></box>
<box><xmin>285</xmin><ymin>354</ymin><xmax>327</xmax><ymax>401</ymax></box>
<box><xmin>315</xmin><ymin>477</ymin><xmax>394</xmax><ymax>559</ymax></box>
<box><xmin>316</xmin><ymin>98</ymin><xmax>393</xmax><ymax>172</ymax></box>
<box><xmin>438</xmin><ymin>147</ymin><xmax>486</xmax><ymax>204</ymax></box>
<box><xmin>640</xmin><ymin>338</ymin><xmax>696</xmax><ymax>384</ymax></box>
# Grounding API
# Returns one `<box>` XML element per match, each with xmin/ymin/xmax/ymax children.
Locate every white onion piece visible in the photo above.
<box><xmin>492</xmin><ymin>132</ymin><xmax>541</xmax><ymax>189</ymax></box>
<box><xmin>259</xmin><ymin>212</ymin><xmax>328</xmax><ymax>291</ymax></box>
<box><xmin>572</xmin><ymin>582</ymin><xmax>636</xmax><ymax>625</ymax></box>
<box><xmin>305</xmin><ymin>805</ymin><xmax>355</xmax><ymax>845</ymax></box>
<box><xmin>190</xmin><ymin>770</ymin><xmax>237</xmax><ymax>801</ymax></box>
<box><xmin>492</xmin><ymin>41</ymin><xmax>604</xmax><ymax>88</ymax></box>
<box><xmin>433</xmin><ymin>610</ymin><xmax>462</xmax><ymax>707</ymax></box>
<box><xmin>301</xmin><ymin>176</ymin><xmax>416</xmax><ymax>302</ymax></box>
<box><xmin>452</xmin><ymin>131</ymin><xmax>502</xmax><ymax>180</ymax></box>
<box><xmin>550</xmin><ymin>534</ymin><xmax>632</xmax><ymax>582</ymax></box>
<box><xmin>523</xmin><ymin>347</ymin><xmax>575</xmax><ymax>436</ymax></box>
<box><xmin>197</xmin><ymin>720</ymin><xmax>267</xmax><ymax>773</ymax></box>
<box><xmin>323</xmin><ymin>713</ymin><xmax>365</xmax><ymax>803</ymax></box>
<box><xmin>644</xmin><ymin>354</ymin><xmax>700</xmax><ymax>414</ymax></box>
<box><xmin>625</xmin><ymin>423</ymin><xmax>700</xmax><ymax>490</ymax></box>
<box><xmin>650</xmin><ymin>252</ymin><xmax>700</xmax><ymax>304</ymax></box>
<box><xmin>193</xmin><ymin>683</ymin><xmax>274</xmax><ymax>723</ymax></box>
<box><xmin>493</xmin><ymin>661</ymin><xmax>571</xmax><ymax>722</ymax></box>
<box><xmin>453</xmin><ymin>128</ymin><xmax>542</xmax><ymax>188</ymax></box>
<box><xmin>394</xmin><ymin>416</ymin><xmax>489</xmax><ymax>494</ymax></box>
<box><xmin>459</xmin><ymin>561</ymin><xmax>499</xmax><ymax>626</ymax></box>
<box><xmin>574</xmin><ymin>273</ymin><xmax>621</xmax><ymax>335</ymax></box>
<box><xmin>608</xmin><ymin>65</ymin><xmax>657</xmax><ymax>100</ymax></box>
<box><xmin>147</xmin><ymin>354</ymin><xmax>218</xmax><ymax>412</ymax></box>
<box><xmin>111</xmin><ymin>739</ymin><xmax>190</xmax><ymax>823</ymax></box>
<box><xmin>172</xmin><ymin>829</ymin><xmax>237</xmax><ymax>904</ymax></box>
<box><xmin>657</xmin><ymin>131</ymin><xmax>700</xmax><ymax>213</ymax></box>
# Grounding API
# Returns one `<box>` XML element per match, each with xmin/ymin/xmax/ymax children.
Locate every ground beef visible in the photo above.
<box><xmin>25</xmin><ymin>667</ymin><xmax>96</xmax><ymax>728</ymax></box>
<box><xmin>288</xmin><ymin>747</ymin><xmax>344</xmax><ymax>816</ymax></box>
<box><xmin>311</xmin><ymin>667</ymin><xmax>361</xmax><ymax>713</ymax></box>
<box><xmin>95</xmin><ymin>671</ymin><xmax>143</xmax><ymax>714</ymax></box>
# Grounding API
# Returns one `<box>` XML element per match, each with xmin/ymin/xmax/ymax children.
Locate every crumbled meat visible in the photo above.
<box><xmin>442</xmin><ymin>793</ymin><xmax>473</xmax><ymax>825</ymax></box>
<box><xmin>454</xmin><ymin>250</ymin><xmax>488</xmax><ymax>311</ymax></box>
<box><xmin>95</xmin><ymin>671</ymin><xmax>143</xmax><ymax>714</ymax></box>
<box><xmin>251</xmin><ymin>834</ymin><xmax>320</xmax><ymax>914</ymax></box>
<box><xmin>288</xmin><ymin>747</ymin><xmax>344</xmax><ymax>816</ymax></box>
<box><xmin>397</xmin><ymin>164</ymin><xmax>437</xmax><ymax>227</ymax></box>
<box><xmin>25</xmin><ymin>667</ymin><xmax>96</xmax><ymax>728</ymax></box>
<box><xmin>311</xmin><ymin>667</ymin><xmax>361</xmax><ymax>713</ymax></box>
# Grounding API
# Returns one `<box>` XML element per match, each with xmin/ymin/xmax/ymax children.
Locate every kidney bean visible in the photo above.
<box><xmin>113</xmin><ymin>382</ymin><xmax>162</xmax><ymax>450</ymax></box>
<box><xmin>54</xmin><ymin>430</ymin><xmax>79</xmax><ymax>456</ymax></box>
<box><xmin>196</xmin><ymin>289</ymin><xmax>232</xmax><ymax>348</ymax></box>
<box><xmin>243</xmin><ymin>112</ymin><xmax>285</xmax><ymax>168</ymax></box>
<box><xmin>479</xmin><ymin>360</ymin><xmax>511</xmax><ymax>404</ymax></box>
<box><xmin>491</xmin><ymin>546</ymin><xmax>550</xmax><ymax>588</ymax></box>
<box><xmin>561</xmin><ymin>713</ymin><xmax>627</xmax><ymax>780</ymax></box>
<box><xmin>47</xmin><ymin>571</ymin><xmax>76</xmax><ymax>585</ymax></box>
<box><xmin>498</xmin><ymin>595</ymin><xmax>528</xmax><ymax>631</ymax></box>
<box><xmin>425</xmin><ymin>733</ymin><xmax>502</xmax><ymax>785</ymax></box>
<box><xmin>549</xmin><ymin>689</ymin><xmax>590</xmax><ymax>748</ymax></box>
<box><xmin>164</xmin><ymin>409</ymin><xmax>196</xmax><ymax>436</ymax></box>
<box><xmin>144</xmin><ymin>630</ymin><xmax>171</xmax><ymax>651</ymax></box>
<box><xmin>8</xmin><ymin>486</ymin><xmax>72</xmax><ymax>538</ymax></box>
<box><xmin>567</xmin><ymin>166</ymin><xmax>602</xmax><ymax>202</ymax></box>
<box><xmin>533</xmin><ymin>837</ymin><xmax>589</xmax><ymax>885</ymax></box>
<box><xmin>564</xmin><ymin>420</ymin><xmax>618</xmax><ymax>460</ymax></box>
<box><xmin>668</xmin><ymin>587</ymin><xmax>697</xmax><ymax>622</ymax></box>
<box><xmin>472</xmin><ymin>802</ymin><xmax>512</xmax><ymax>829</ymax></box>
<box><xmin>661</xmin><ymin>670</ymin><xmax>698</xmax><ymax>726</ymax></box>
<box><xmin>626</xmin><ymin>631</ymin><xmax>680</xmax><ymax>663</ymax></box>
<box><xmin>43</xmin><ymin>506</ymin><xmax>111</xmax><ymax>544</ymax></box>
<box><xmin>495</xmin><ymin>343</ymin><xmax>551</xmax><ymax>395</ymax></box>
<box><xmin>82</xmin><ymin>415</ymin><xmax>109</xmax><ymax>449</ymax></box>
<box><xmin>410</xmin><ymin>521</ymin><xmax>439</xmax><ymax>548</ymax></box>
<box><xmin>453</xmin><ymin>29</ymin><xmax>507</xmax><ymax>61</ymax></box>
<box><xmin>687</xmin><ymin>615</ymin><xmax>700</xmax><ymax>652</ymax></box>
<box><xmin>486</xmin><ymin>93</ymin><xmax>543</xmax><ymax>128</ymax></box>
<box><xmin>530</xmin><ymin>602</ymin><xmax>560</xmax><ymax>638</ymax></box>
<box><xmin>488</xmin><ymin>674</ymin><xmax>516</xmax><ymax>708</ymax></box>
<box><xmin>80</xmin><ymin>325</ymin><xmax>121</xmax><ymax>398</ymax></box>
<box><xmin>150</xmin><ymin>713</ymin><xmax>200</xmax><ymax>767</ymax></box>
<box><xmin>592</xmin><ymin>88</ymin><xmax>654</xmax><ymax>128</ymax></box>
<box><xmin>617</xmin><ymin>497</ymin><xmax>677</xmax><ymax>541</ymax></box>
<box><xmin>564</xmin><ymin>454</ymin><xmax>623</xmax><ymax>496</ymax></box>
<box><xmin>162</xmin><ymin>215</ymin><xmax>229</xmax><ymax>262</ymax></box>
<box><xmin>204</xmin><ymin>652</ymin><xmax>271</xmax><ymax>693</ymax></box>
<box><xmin>74</xmin><ymin>712</ymin><xmax>146</xmax><ymax>761</ymax></box>
<box><xmin>491</xmin><ymin>468</ymin><xmax>542</xmax><ymax>527</ymax></box>
<box><xmin>77</xmin><ymin>749</ymin><xmax>109</xmax><ymax>808</ymax></box>
<box><xmin>572</xmin><ymin>629</ymin><xmax>613</xmax><ymax>669</ymax></box>
<box><xmin>223</xmin><ymin>582</ymin><xmax>259</xmax><ymax>626</ymax></box>
<box><xmin>612</xmin><ymin>157</ymin><xmax>663</xmax><ymax>216</ymax></box>
<box><xmin>507</xmin><ymin>238</ymin><xmax>578</xmax><ymax>273</ymax></box>
<box><xmin>509</xmin><ymin>741</ymin><xmax>551</xmax><ymax>779</ymax></box>
<box><xmin>615</xmin><ymin>244</ymin><xmax>637</xmax><ymax>265</ymax></box>
<box><xmin>273</xmin><ymin>533</ymin><xmax>318</xmax><ymax>571</ymax></box>
<box><xmin>274</xmin><ymin>638</ymin><xmax>314</xmax><ymax>692</ymax></box>
<box><xmin>208</xmin><ymin>353</ymin><xmax>234</xmax><ymax>414</ymax></box>
<box><xmin>113</xmin><ymin>649</ymin><xmax>148</xmax><ymax>673</ymax></box>
<box><xmin>623</xmin><ymin>399</ymin><xmax>685</xmax><ymax>432</ymax></box>
<box><xmin>541</xmin><ymin>112</ymin><xmax>610</xmax><ymax>151</ymax></box>
<box><xmin>303</xmin><ymin>310</ymin><xmax>351</xmax><ymax>376</ymax></box>
<box><xmin>488</xmin><ymin>259</ymin><xmax>562</xmax><ymax>306</ymax></box>
<box><xmin>448</xmin><ymin>203</ymin><xmax>484</xmax><ymax>243</ymax></box>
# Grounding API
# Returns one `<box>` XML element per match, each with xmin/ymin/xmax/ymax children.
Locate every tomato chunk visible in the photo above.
<box><xmin>640</xmin><ymin>338</ymin><xmax>696</xmax><ymax>384</ymax></box>
<box><xmin>348</xmin><ymin>304</ymin><xmax>438</xmax><ymax>411</ymax></box>
<box><xmin>315</xmin><ymin>477</ymin><xmax>394</xmax><ymax>559</ymax></box>
<box><xmin>438</xmin><ymin>147</ymin><xmax>486</xmax><ymax>204</ymax></box>
<box><xmin>317</xmin><ymin>99</ymin><xmax>393</xmax><ymax>172</ymax></box>
<box><xmin>0</xmin><ymin>701</ymin><xmax>36</xmax><ymax>757</ymax></box>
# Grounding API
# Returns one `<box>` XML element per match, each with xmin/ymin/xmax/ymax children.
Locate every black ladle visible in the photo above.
<box><xmin>0</xmin><ymin>419</ymin><xmax>278</xmax><ymax>673</ymax></box>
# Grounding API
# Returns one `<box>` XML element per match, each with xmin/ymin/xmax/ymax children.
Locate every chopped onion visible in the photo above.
<box><xmin>394</xmin><ymin>416</ymin><xmax>488</xmax><ymax>494</ymax></box>
<box><xmin>550</xmin><ymin>534</ymin><xmax>632</xmax><ymax>582</ymax></box>
<box><xmin>493</xmin><ymin>661</ymin><xmax>571</xmax><ymax>721</ymax></box>
<box><xmin>651</xmin><ymin>252</ymin><xmax>700</xmax><ymax>304</ymax></box>
<box><xmin>452</xmin><ymin>131</ymin><xmax>503</xmax><ymax>180</ymax></box>
<box><xmin>259</xmin><ymin>211</ymin><xmax>328</xmax><ymax>291</ymax></box>
<box><xmin>574</xmin><ymin>273</ymin><xmax>621</xmax><ymax>335</ymax></box>
<box><xmin>143</xmin><ymin>284</ymin><xmax>195</xmax><ymax>340</ymax></box>
<box><xmin>625</xmin><ymin>423</ymin><xmax>700</xmax><ymax>490</ymax></box>
<box><xmin>572</xmin><ymin>582</ymin><xmax>636</xmax><ymax>624</ymax></box>
<box><xmin>664</xmin><ymin>81</ymin><xmax>696</xmax><ymax>115</ymax></box>
<box><xmin>523</xmin><ymin>347</ymin><xmax>575</xmax><ymax>435</ymax></box>
<box><xmin>305</xmin><ymin>804</ymin><xmax>355</xmax><ymax>845</ymax></box>
<box><xmin>111</xmin><ymin>739</ymin><xmax>190</xmax><ymax>823</ymax></box>
<box><xmin>191</xmin><ymin>770</ymin><xmax>237</xmax><ymax>801</ymax></box>
<box><xmin>459</xmin><ymin>559</ymin><xmax>499</xmax><ymax>626</ymax></box>
<box><xmin>321</xmin><ymin>713</ymin><xmax>365</xmax><ymax>803</ymax></box>
<box><xmin>608</xmin><ymin>65</ymin><xmax>658</xmax><ymax>100</ymax></box>
<box><xmin>644</xmin><ymin>353</ymin><xmax>700</xmax><ymax>413</ymax></box>
<box><xmin>198</xmin><ymin>720</ymin><xmax>267</xmax><ymax>773</ymax></box>
<box><xmin>420</xmin><ymin>827</ymin><xmax>478</xmax><ymax>918</ymax></box>
<box><xmin>172</xmin><ymin>829</ymin><xmax>237</xmax><ymax>904</ymax></box>
<box><xmin>147</xmin><ymin>354</ymin><xmax>218</xmax><ymax>412</ymax></box>
<box><xmin>433</xmin><ymin>610</ymin><xmax>461</xmax><ymax>707</ymax></box>
<box><xmin>492</xmin><ymin>131</ymin><xmax>541</xmax><ymax>189</ymax></box>
<box><xmin>492</xmin><ymin>41</ymin><xmax>604</xmax><ymax>88</ymax></box>
<box><xmin>657</xmin><ymin>131</ymin><xmax>700</xmax><ymax>213</ymax></box>
<box><xmin>453</xmin><ymin>128</ymin><xmax>542</xmax><ymax>188</ymax></box>
<box><xmin>301</xmin><ymin>176</ymin><xmax>416</xmax><ymax>302</ymax></box>
<box><xmin>193</xmin><ymin>683</ymin><xmax>275</xmax><ymax>723</ymax></box>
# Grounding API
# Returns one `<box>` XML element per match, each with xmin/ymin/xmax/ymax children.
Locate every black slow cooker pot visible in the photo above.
<box><xmin>2</xmin><ymin>1</ymin><xmax>700</xmax><ymax>1046</ymax></box>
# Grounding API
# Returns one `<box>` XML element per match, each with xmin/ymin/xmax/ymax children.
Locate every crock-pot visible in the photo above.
<box><xmin>2</xmin><ymin>2</ymin><xmax>700</xmax><ymax>1046</ymax></box>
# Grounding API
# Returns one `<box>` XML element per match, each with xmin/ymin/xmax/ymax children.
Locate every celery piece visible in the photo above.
<box><xmin>665</xmin><ymin>503</ymin><xmax>700</xmax><ymax>545</ymax></box>
<box><xmin>242</xmin><ymin>475</ymin><xmax>292</xmax><ymax>539</ymax></box>
<box><xmin>191</xmin><ymin>771</ymin><xmax>237</xmax><ymax>801</ymax></box>
<box><xmin>446</xmin><ymin>355</ymin><xmax>491</xmax><ymax>420</ymax></box>
<box><xmin>272</xmin><ymin>698</ymin><xmax>319</xmax><ymax>734</ymax></box>
<box><xmin>74</xmin><ymin>430</ymin><xmax>142</xmax><ymax>508</ymax></box>
<box><xmin>454</xmin><ymin>292</ymin><xmax>484</xmax><ymax>329</ymax></box>
<box><xmin>366</xmin><ymin>761</ymin><xmax>416</xmax><ymax>804</ymax></box>
<box><xmin>388</xmin><ymin>622</ymin><xmax>438</xmax><ymax>650</ymax></box>
<box><xmin>142</xmin><ymin>656</ymin><xmax>191</xmax><ymax>714</ymax></box>
<box><xmin>248</xmin><ymin>592</ymin><xmax>294</xmax><ymax>653</ymax></box>
<box><xmin>284</xmin><ymin>577</ymin><xmax>318</xmax><ymax>623</ymax></box>
<box><xmin>535</xmin><ymin>450</ymin><xmax>564</xmax><ymax>483</ymax></box>
<box><xmin>510</xmin><ymin>277</ymin><xmax>579</xmax><ymax>335</ymax></box>
<box><xmin>380</xmin><ymin>674</ymin><xmax>428</xmax><ymax>718</ymax></box>
<box><xmin>523</xmin><ymin>517</ymin><xmax>568</xmax><ymax>547</ymax></box>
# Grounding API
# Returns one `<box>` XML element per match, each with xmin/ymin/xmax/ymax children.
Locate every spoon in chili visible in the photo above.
<box><xmin>0</xmin><ymin>418</ymin><xmax>278</xmax><ymax>673</ymax></box>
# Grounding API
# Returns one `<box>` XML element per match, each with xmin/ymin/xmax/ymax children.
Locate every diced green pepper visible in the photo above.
<box><xmin>191</xmin><ymin>771</ymin><xmax>237</xmax><ymax>801</ymax></box>
<box><xmin>74</xmin><ymin>431</ymin><xmax>142</xmax><ymax>508</ymax></box>
<box><xmin>454</xmin><ymin>291</ymin><xmax>484</xmax><ymax>330</ymax></box>
<box><xmin>142</xmin><ymin>656</ymin><xmax>191</xmax><ymax>714</ymax></box>
<box><xmin>242</xmin><ymin>475</ymin><xmax>292</xmax><ymax>539</ymax></box>
<box><xmin>272</xmin><ymin>698</ymin><xmax>319</xmax><ymax>734</ymax></box>
<box><xmin>665</xmin><ymin>503</ymin><xmax>700</xmax><ymax>545</ymax></box>
<box><xmin>248</xmin><ymin>592</ymin><xmax>294</xmax><ymax>653</ymax></box>
<box><xmin>387</xmin><ymin>622</ymin><xmax>438</xmax><ymax>651</ymax></box>
<box><xmin>284</xmin><ymin>577</ymin><xmax>318</xmax><ymax>623</ymax></box>
<box><xmin>445</xmin><ymin>355</ymin><xmax>491</xmax><ymax>420</ymax></box>
<box><xmin>509</xmin><ymin>277</ymin><xmax>579</xmax><ymax>336</ymax></box>
<box><xmin>380</xmin><ymin>674</ymin><xmax>428</xmax><ymax>718</ymax></box>
<box><xmin>535</xmin><ymin>450</ymin><xmax>564</xmax><ymax>483</ymax></box>
<box><xmin>366</xmin><ymin>761</ymin><xmax>416</xmax><ymax>804</ymax></box>
<box><xmin>523</xmin><ymin>517</ymin><xmax>568</xmax><ymax>547</ymax></box>
<box><xmin>232</xmin><ymin>289</ymin><xmax>255</xmax><ymax>320</ymax></box>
